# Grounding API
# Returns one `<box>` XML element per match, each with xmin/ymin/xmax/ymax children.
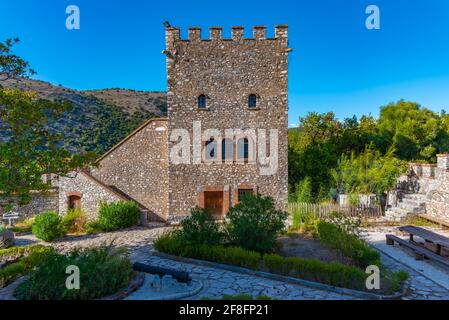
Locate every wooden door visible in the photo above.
<box><xmin>204</xmin><ymin>191</ymin><xmax>224</xmax><ymax>219</ymax></box>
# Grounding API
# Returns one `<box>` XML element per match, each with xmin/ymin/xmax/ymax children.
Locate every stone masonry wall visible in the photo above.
<box><xmin>90</xmin><ymin>119</ymin><xmax>169</xmax><ymax>220</ymax></box>
<box><xmin>388</xmin><ymin>154</ymin><xmax>449</xmax><ymax>221</ymax></box>
<box><xmin>58</xmin><ymin>172</ymin><xmax>124</xmax><ymax>221</ymax></box>
<box><xmin>165</xmin><ymin>25</ymin><xmax>290</xmax><ymax>220</ymax></box>
<box><xmin>0</xmin><ymin>189</ymin><xmax>59</xmax><ymax>220</ymax></box>
<box><xmin>427</xmin><ymin>154</ymin><xmax>449</xmax><ymax>221</ymax></box>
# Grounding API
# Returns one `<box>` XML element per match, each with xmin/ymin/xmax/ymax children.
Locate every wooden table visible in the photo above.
<box><xmin>398</xmin><ymin>225</ymin><xmax>449</xmax><ymax>256</ymax></box>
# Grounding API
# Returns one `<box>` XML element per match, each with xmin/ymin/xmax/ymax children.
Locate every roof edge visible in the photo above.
<box><xmin>96</xmin><ymin>117</ymin><xmax>168</xmax><ymax>163</ymax></box>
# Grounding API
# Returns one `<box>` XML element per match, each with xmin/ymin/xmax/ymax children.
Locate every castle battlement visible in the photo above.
<box><xmin>165</xmin><ymin>25</ymin><xmax>288</xmax><ymax>43</ymax></box>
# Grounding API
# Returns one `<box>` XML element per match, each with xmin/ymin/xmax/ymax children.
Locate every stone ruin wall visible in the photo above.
<box><xmin>0</xmin><ymin>189</ymin><xmax>59</xmax><ymax>220</ymax></box>
<box><xmin>390</xmin><ymin>154</ymin><xmax>449</xmax><ymax>221</ymax></box>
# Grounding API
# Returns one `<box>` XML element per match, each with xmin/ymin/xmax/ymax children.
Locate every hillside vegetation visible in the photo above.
<box><xmin>0</xmin><ymin>77</ymin><xmax>167</xmax><ymax>155</ymax></box>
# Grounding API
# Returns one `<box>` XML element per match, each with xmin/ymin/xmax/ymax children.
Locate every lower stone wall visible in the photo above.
<box><xmin>58</xmin><ymin>172</ymin><xmax>124</xmax><ymax>221</ymax></box>
<box><xmin>0</xmin><ymin>189</ymin><xmax>59</xmax><ymax>220</ymax></box>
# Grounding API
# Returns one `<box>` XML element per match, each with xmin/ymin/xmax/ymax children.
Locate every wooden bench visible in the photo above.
<box><xmin>386</xmin><ymin>234</ymin><xmax>449</xmax><ymax>267</ymax></box>
<box><xmin>398</xmin><ymin>225</ymin><xmax>449</xmax><ymax>256</ymax></box>
<box><xmin>418</xmin><ymin>214</ymin><xmax>449</xmax><ymax>229</ymax></box>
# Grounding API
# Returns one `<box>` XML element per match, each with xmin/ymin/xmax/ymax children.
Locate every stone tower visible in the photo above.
<box><xmin>165</xmin><ymin>25</ymin><xmax>290</xmax><ymax>222</ymax></box>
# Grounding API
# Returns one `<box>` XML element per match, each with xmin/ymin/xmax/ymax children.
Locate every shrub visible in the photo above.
<box><xmin>0</xmin><ymin>246</ymin><xmax>54</xmax><ymax>288</ymax></box>
<box><xmin>0</xmin><ymin>244</ymin><xmax>47</xmax><ymax>262</ymax></box>
<box><xmin>85</xmin><ymin>220</ymin><xmax>103</xmax><ymax>234</ymax></box>
<box><xmin>61</xmin><ymin>209</ymin><xmax>87</xmax><ymax>234</ymax></box>
<box><xmin>179</xmin><ymin>207</ymin><xmax>223</xmax><ymax>246</ymax></box>
<box><xmin>262</xmin><ymin>253</ymin><xmax>368</xmax><ymax>290</ymax></box>
<box><xmin>15</xmin><ymin>246</ymin><xmax>133</xmax><ymax>300</ymax></box>
<box><xmin>97</xmin><ymin>201</ymin><xmax>140</xmax><ymax>232</ymax></box>
<box><xmin>31</xmin><ymin>211</ymin><xmax>65</xmax><ymax>242</ymax></box>
<box><xmin>154</xmin><ymin>232</ymin><xmax>261</xmax><ymax>270</ymax></box>
<box><xmin>315</xmin><ymin>221</ymin><xmax>381</xmax><ymax>268</ymax></box>
<box><xmin>225</xmin><ymin>194</ymin><xmax>288</xmax><ymax>253</ymax></box>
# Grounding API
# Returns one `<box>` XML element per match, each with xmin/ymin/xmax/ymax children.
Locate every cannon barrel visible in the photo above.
<box><xmin>132</xmin><ymin>262</ymin><xmax>192</xmax><ymax>283</ymax></box>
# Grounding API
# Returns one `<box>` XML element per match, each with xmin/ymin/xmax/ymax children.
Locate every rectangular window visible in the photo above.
<box><xmin>238</xmin><ymin>189</ymin><xmax>254</xmax><ymax>202</ymax></box>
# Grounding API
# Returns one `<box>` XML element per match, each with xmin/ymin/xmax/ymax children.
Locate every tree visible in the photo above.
<box><xmin>377</xmin><ymin>100</ymin><xmax>444</xmax><ymax>161</ymax></box>
<box><xmin>332</xmin><ymin>146</ymin><xmax>406</xmax><ymax>197</ymax></box>
<box><xmin>0</xmin><ymin>38</ymin><xmax>96</xmax><ymax>205</ymax></box>
<box><xmin>0</xmin><ymin>38</ymin><xmax>35</xmax><ymax>80</ymax></box>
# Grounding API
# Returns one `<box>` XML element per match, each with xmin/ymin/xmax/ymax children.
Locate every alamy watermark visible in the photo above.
<box><xmin>365</xmin><ymin>265</ymin><xmax>380</xmax><ymax>290</ymax></box>
<box><xmin>65</xmin><ymin>265</ymin><xmax>80</xmax><ymax>290</ymax></box>
<box><xmin>365</xmin><ymin>5</ymin><xmax>380</xmax><ymax>30</ymax></box>
<box><xmin>170</xmin><ymin>121</ymin><xmax>279</xmax><ymax>176</ymax></box>
<box><xmin>66</xmin><ymin>5</ymin><xmax>80</xmax><ymax>30</ymax></box>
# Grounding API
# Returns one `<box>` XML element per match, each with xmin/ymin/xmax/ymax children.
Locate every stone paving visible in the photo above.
<box><xmin>134</xmin><ymin>253</ymin><xmax>354</xmax><ymax>300</ymax></box>
<box><xmin>3</xmin><ymin>225</ymin><xmax>449</xmax><ymax>300</ymax></box>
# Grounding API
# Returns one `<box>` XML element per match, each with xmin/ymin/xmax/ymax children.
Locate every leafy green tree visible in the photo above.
<box><xmin>0</xmin><ymin>38</ymin><xmax>96</xmax><ymax>205</ymax></box>
<box><xmin>0</xmin><ymin>38</ymin><xmax>35</xmax><ymax>80</ymax></box>
<box><xmin>377</xmin><ymin>100</ymin><xmax>445</xmax><ymax>161</ymax></box>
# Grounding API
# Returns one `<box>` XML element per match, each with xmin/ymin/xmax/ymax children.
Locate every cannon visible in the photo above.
<box><xmin>132</xmin><ymin>262</ymin><xmax>192</xmax><ymax>283</ymax></box>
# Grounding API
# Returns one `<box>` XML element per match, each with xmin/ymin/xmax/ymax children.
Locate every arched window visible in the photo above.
<box><xmin>237</xmin><ymin>138</ymin><xmax>249</xmax><ymax>162</ymax></box>
<box><xmin>222</xmin><ymin>139</ymin><xmax>234</xmax><ymax>162</ymax></box>
<box><xmin>248</xmin><ymin>94</ymin><xmax>257</xmax><ymax>108</ymax></box>
<box><xmin>198</xmin><ymin>94</ymin><xmax>207</xmax><ymax>109</ymax></box>
<box><xmin>204</xmin><ymin>138</ymin><xmax>216</xmax><ymax>161</ymax></box>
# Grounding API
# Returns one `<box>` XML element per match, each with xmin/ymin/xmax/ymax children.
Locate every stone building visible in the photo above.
<box><xmin>386</xmin><ymin>154</ymin><xmax>449</xmax><ymax>222</ymax></box>
<box><xmin>56</xmin><ymin>25</ymin><xmax>291</xmax><ymax>223</ymax></box>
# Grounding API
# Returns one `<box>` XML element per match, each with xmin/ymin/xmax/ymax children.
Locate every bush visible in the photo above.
<box><xmin>315</xmin><ymin>221</ymin><xmax>381</xmax><ymax>268</ymax></box>
<box><xmin>32</xmin><ymin>211</ymin><xmax>65</xmax><ymax>242</ymax></box>
<box><xmin>0</xmin><ymin>246</ymin><xmax>54</xmax><ymax>288</ymax></box>
<box><xmin>96</xmin><ymin>201</ymin><xmax>140</xmax><ymax>232</ymax></box>
<box><xmin>85</xmin><ymin>220</ymin><xmax>103</xmax><ymax>234</ymax></box>
<box><xmin>179</xmin><ymin>207</ymin><xmax>223</xmax><ymax>246</ymax></box>
<box><xmin>154</xmin><ymin>232</ymin><xmax>261</xmax><ymax>269</ymax></box>
<box><xmin>61</xmin><ymin>209</ymin><xmax>87</xmax><ymax>234</ymax></box>
<box><xmin>15</xmin><ymin>246</ymin><xmax>133</xmax><ymax>300</ymax></box>
<box><xmin>0</xmin><ymin>244</ymin><xmax>47</xmax><ymax>262</ymax></box>
<box><xmin>262</xmin><ymin>253</ymin><xmax>367</xmax><ymax>290</ymax></box>
<box><xmin>225</xmin><ymin>194</ymin><xmax>288</xmax><ymax>253</ymax></box>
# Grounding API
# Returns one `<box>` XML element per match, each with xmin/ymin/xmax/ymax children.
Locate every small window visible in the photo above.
<box><xmin>248</xmin><ymin>94</ymin><xmax>257</xmax><ymax>108</ymax></box>
<box><xmin>198</xmin><ymin>94</ymin><xmax>207</xmax><ymax>109</ymax></box>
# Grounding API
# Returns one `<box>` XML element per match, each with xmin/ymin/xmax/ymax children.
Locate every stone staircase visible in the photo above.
<box><xmin>385</xmin><ymin>193</ymin><xmax>427</xmax><ymax>221</ymax></box>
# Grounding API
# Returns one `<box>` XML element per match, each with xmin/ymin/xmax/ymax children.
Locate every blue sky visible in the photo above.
<box><xmin>1</xmin><ymin>0</ymin><xmax>448</xmax><ymax>126</ymax></box>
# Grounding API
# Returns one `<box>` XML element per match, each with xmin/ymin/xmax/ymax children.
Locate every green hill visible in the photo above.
<box><xmin>0</xmin><ymin>77</ymin><xmax>167</xmax><ymax>155</ymax></box>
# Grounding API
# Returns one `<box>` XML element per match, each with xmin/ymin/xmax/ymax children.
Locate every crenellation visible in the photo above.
<box><xmin>188</xmin><ymin>27</ymin><xmax>202</xmax><ymax>41</ymax></box>
<box><xmin>253</xmin><ymin>26</ymin><xmax>266</xmax><ymax>40</ymax></box>
<box><xmin>167</xmin><ymin>25</ymin><xmax>288</xmax><ymax>42</ymax></box>
<box><xmin>275</xmin><ymin>24</ymin><xmax>288</xmax><ymax>41</ymax></box>
<box><xmin>231</xmin><ymin>26</ymin><xmax>244</xmax><ymax>40</ymax></box>
<box><xmin>210</xmin><ymin>27</ymin><xmax>222</xmax><ymax>41</ymax></box>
